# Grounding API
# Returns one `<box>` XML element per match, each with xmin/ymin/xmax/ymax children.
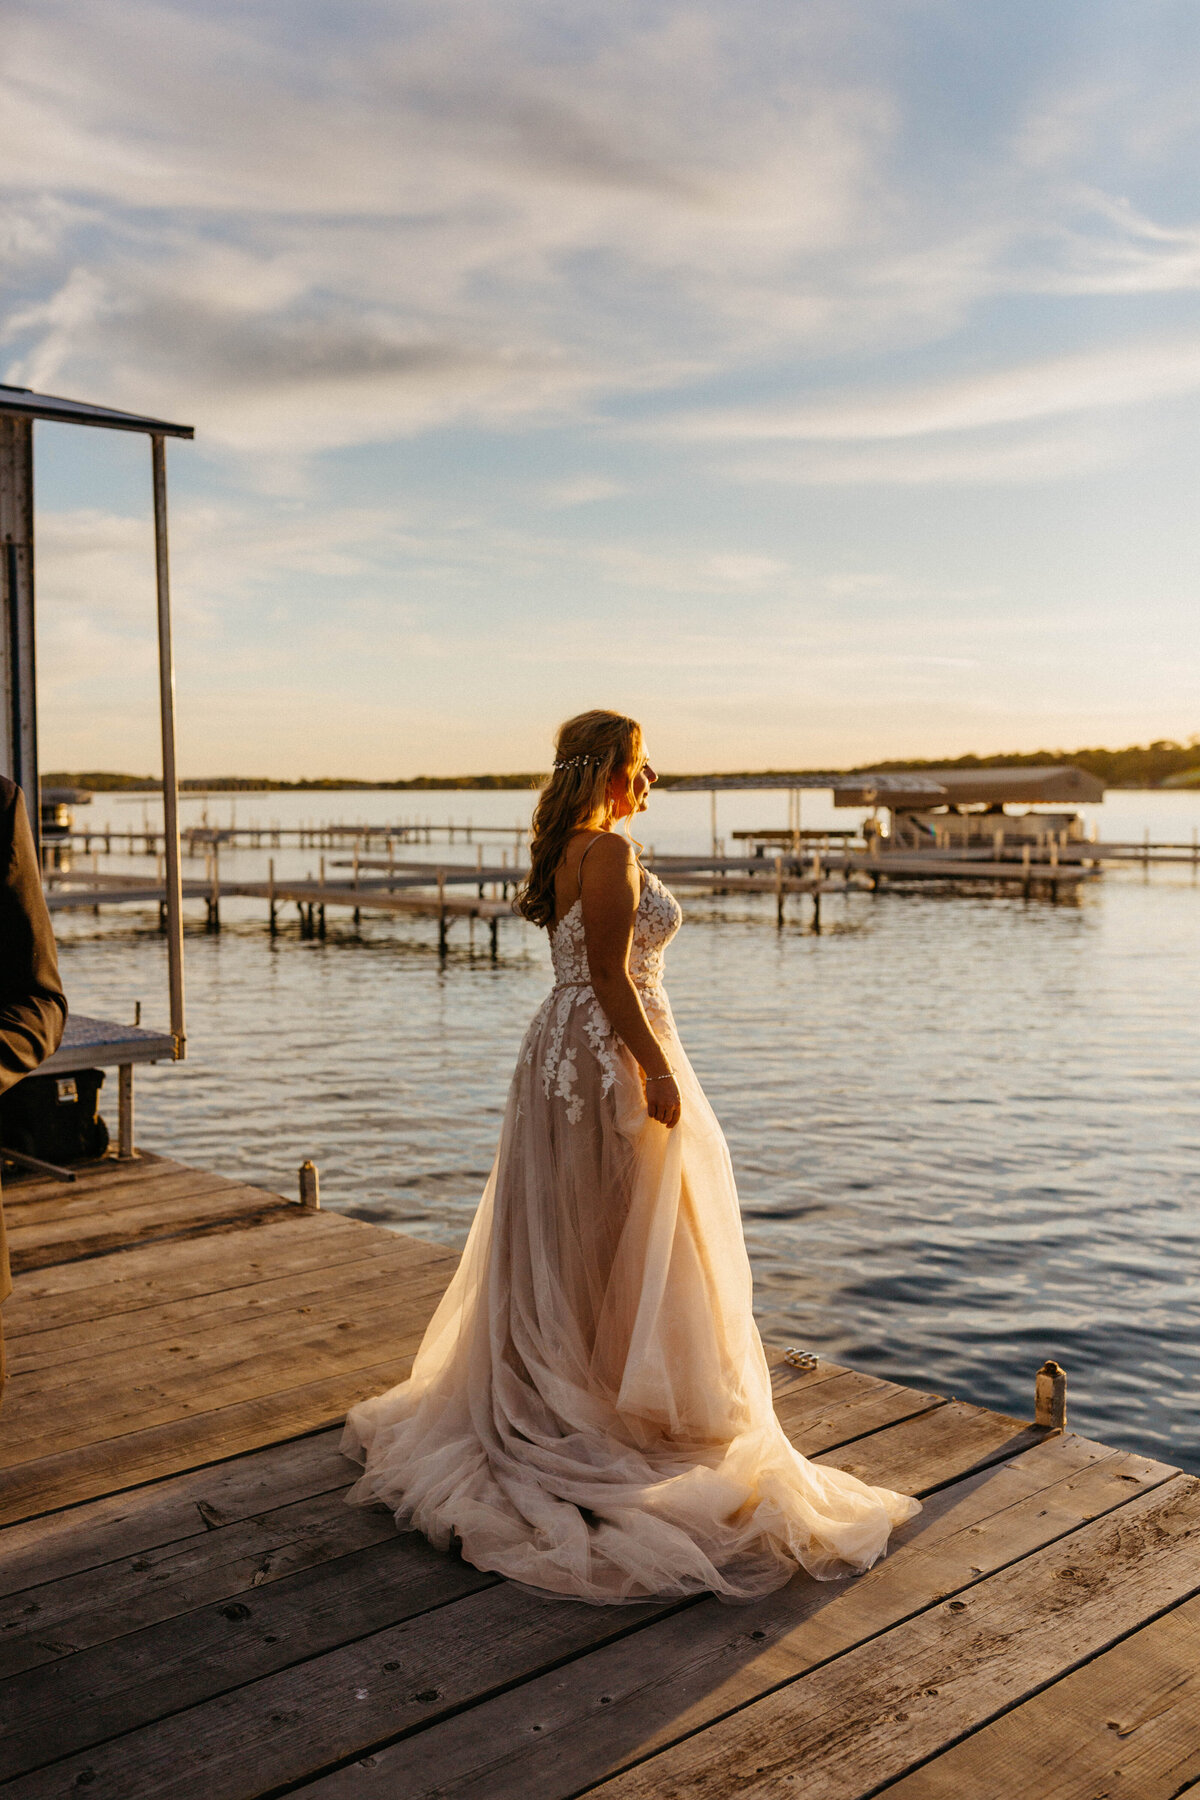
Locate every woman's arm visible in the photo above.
<box><xmin>580</xmin><ymin>834</ymin><xmax>681</xmax><ymax>1128</ymax></box>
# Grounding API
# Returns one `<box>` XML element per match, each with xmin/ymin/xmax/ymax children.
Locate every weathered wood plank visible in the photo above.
<box><xmin>0</xmin><ymin>1533</ymin><xmax>498</xmax><ymax>1779</ymax></box>
<box><xmin>295</xmin><ymin>1438</ymin><xmax>1174</xmax><ymax>1800</ymax></box>
<box><xmin>0</xmin><ymin>1428</ymin><xmax>352</xmax><ymax>1594</ymax></box>
<box><xmin>0</xmin><ymin>1578</ymin><xmax>681</xmax><ymax>1798</ymax></box>
<box><xmin>6</xmin><ymin>1184</ymin><xmax>294</xmax><ymax>1273</ymax></box>
<box><xmin>0</xmin><ymin>1263</ymin><xmax>448</xmax><ymax>1461</ymax></box>
<box><xmin>882</xmin><ymin>1590</ymin><xmax>1200</xmax><ymax>1799</ymax></box>
<box><xmin>0</xmin><ymin>1484</ymin><xmax>397</xmax><ymax>1678</ymax></box>
<box><xmin>0</xmin><ymin>1354</ymin><xmax>413</xmax><ymax>1526</ymax></box>
<box><xmin>0</xmin><ymin>1152</ymin><xmax>191</xmax><ymax>1210</ymax></box>
<box><xmin>765</xmin><ymin>1356</ymin><xmax>860</xmax><ymax>1405</ymax></box>
<box><xmin>584</xmin><ymin>1473</ymin><xmax>1200</xmax><ymax>1800</ymax></box>
<box><xmin>4</xmin><ymin>1211</ymin><xmax>449</xmax><ymax>1339</ymax></box>
<box><xmin>816</xmin><ymin>1398</ymin><xmax>1042</xmax><ymax>1493</ymax></box>
<box><xmin>7</xmin><ymin>1242</ymin><xmax>456</xmax><ymax>1376</ymax></box>
<box><xmin>777</xmin><ymin>1372</ymin><xmax>943</xmax><ymax>1455</ymax></box>
<box><xmin>4</xmin><ymin>1167</ymin><xmax>238</xmax><ymax>1229</ymax></box>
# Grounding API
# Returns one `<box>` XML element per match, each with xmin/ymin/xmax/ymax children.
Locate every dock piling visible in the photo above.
<box><xmin>1035</xmin><ymin>1359</ymin><xmax>1068</xmax><ymax>1431</ymax></box>
<box><xmin>298</xmin><ymin>1159</ymin><xmax>320</xmax><ymax>1209</ymax></box>
<box><xmin>206</xmin><ymin>841</ymin><xmax>221</xmax><ymax>932</ymax></box>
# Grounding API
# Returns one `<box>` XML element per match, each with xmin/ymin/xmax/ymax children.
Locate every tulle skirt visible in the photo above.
<box><xmin>341</xmin><ymin>982</ymin><xmax>920</xmax><ymax>1603</ymax></box>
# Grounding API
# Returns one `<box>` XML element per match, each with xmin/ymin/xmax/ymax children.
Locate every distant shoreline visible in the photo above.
<box><xmin>43</xmin><ymin>738</ymin><xmax>1200</xmax><ymax>794</ymax></box>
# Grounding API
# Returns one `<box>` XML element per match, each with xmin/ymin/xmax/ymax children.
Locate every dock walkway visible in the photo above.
<box><xmin>2</xmin><ymin>1155</ymin><xmax>1199</xmax><ymax>1798</ymax></box>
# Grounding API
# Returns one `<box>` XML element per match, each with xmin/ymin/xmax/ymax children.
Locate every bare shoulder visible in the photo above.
<box><xmin>583</xmin><ymin>832</ymin><xmax>636</xmax><ymax>873</ymax></box>
<box><xmin>579</xmin><ymin>831</ymin><xmax>638</xmax><ymax>899</ymax></box>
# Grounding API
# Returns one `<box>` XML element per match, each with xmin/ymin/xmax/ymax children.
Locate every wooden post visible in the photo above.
<box><xmin>1022</xmin><ymin>841</ymin><xmax>1031</xmax><ymax>899</ymax></box>
<box><xmin>151</xmin><ymin>434</ymin><xmax>186</xmax><ymax>1059</ymax></box>
<box><xmin>437</xmin><ymin>866</ymin><xmax>447</xmax><ymax>956</ymax></box>
<box><xmin>490</xmin><ymin>914</ymin><xmax>499</xmax><ymax>959</ymax></box>
<box><xmin>117</xmin><ymin>1063</ymin><xmax>135</xmax><ymax>1160</ymax></box>
<box><xmin>298</xmin><ymin>1159</ymin><xmax>320</xmax><ymax>1209</ymax></box>
<box><xmin>710</xmin><ymin>788</ymin><xmax>718</xmax><ymax>858</ymax></box>
<box><xmin>207</xmin><ymin>838</ymin><xmax>220</xmax><ymax>931</ymax></box>
<box><xmin>268</xmin><ymin>856</ymin><xmax>277</xmax><ymax>935</ymax></box>
<box><xmin>1035</xmin><ymin>1359</ymin><xmax>1067</xmax><ymax>1431</ymax></box>
<box><xmin>477</xmin><ymin>842</ymin><xmax>484</xmax><ymax>899</ymax></box>
<box><xmin>774</xmin><ymin>854</ymin><xmax>784</xmax><ymax>928</ymax></box>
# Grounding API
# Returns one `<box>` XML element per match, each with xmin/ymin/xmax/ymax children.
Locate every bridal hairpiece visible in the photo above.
<box><xmin>554</xmin><ymin>755</ymin><xmax>597</xmax><ymax>771</ymax></box>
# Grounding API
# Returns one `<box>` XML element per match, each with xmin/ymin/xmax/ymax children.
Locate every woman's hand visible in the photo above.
<box><xmin>644</xmin><ymin>1070</ymin><xmax>682</xmax><ymax>1129</ymax></box>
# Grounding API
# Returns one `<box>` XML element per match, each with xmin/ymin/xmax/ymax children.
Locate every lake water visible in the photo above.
<box><xmin>51</xmin><ymin>785</ymin><xmax>1200</xmax><ymax>1472</ymax></box>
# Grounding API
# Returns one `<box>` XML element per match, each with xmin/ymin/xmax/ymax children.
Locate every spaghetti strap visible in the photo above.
<box><xmin>576</xmin><ymin>834</ymin><xmax>604</xmax><ymax>892</ymax></box>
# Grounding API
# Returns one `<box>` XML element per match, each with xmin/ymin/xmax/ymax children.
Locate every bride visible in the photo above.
<box><xmin>342</xmin><ymin>709</ymin><xmax>919</xmax><ymax>1602</ymax></box>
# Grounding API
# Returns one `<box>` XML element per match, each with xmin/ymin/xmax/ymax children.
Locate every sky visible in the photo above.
<box><xmin>4</xmin><ymin>0</ymin><xmax>1200</xmax><ymax>777</ymax></box>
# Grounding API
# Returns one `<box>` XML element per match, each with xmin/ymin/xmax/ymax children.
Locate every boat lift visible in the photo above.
<box><xmin>0</xmin><ymin>382</ymin><xmax>193</xmax><ymax>1163</ymax></box>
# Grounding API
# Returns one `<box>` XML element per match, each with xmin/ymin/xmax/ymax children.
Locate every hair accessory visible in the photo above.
<box><xmin>554</xmin><ymin>755</ymin><xmax>598</xmax><ymax>771</ymax></box>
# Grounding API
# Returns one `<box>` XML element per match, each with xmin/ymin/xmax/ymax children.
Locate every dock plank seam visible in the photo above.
<box><xmin>319</xmin><ymin>1442</ymin><xmax>1174</xmax><ymax>1800</ymax></box>
<box><xmin>864</xmin><ymin>1583</ymin><xmax>1200</xmax><ymax>1800</ymax></box>
<box><xmin>0</xmin><ymin>1439</ymin><xmax>1156</xmax><ymax>1799</ymax></box>
<box><xmin>572</xmin><ymin>1473</ymin><xmax>1200</xmax><ymax>1800</ymax></box>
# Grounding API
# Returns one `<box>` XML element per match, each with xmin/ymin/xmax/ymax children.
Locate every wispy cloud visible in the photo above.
<box><xmin>659</xmin><ymin>334</ymin><xmax>1200</xmax><ymax>448</ymax></box>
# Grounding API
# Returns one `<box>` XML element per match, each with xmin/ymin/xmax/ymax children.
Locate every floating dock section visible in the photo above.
<box><xmin>3</xmin><ymin>1154</ymin><xmax>1199</xmax><ymax>1797</ymax></box>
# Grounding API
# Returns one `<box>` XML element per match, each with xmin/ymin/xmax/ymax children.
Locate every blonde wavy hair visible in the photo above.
<box><xmin>515</xmin><ymin>710</ymin><xmax>645</xmax><ymax>928</ymax></box>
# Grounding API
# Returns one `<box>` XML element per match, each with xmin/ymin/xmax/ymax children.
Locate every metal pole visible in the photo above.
<box><xmin>151</xmin><ymin>434</ymin><xmax>186</xmax><ymax>1059</ymax></box>
<box><xmin>0</xmin><ymin>418</ymin><xmax>39</xmax><ymax>863</ymax></box>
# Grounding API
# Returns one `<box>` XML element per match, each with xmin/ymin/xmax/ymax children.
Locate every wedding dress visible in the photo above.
<box><xmin>342</xmin><ymin>866</ymin><xmax>920</xmax><ymax>1602</ymax></box>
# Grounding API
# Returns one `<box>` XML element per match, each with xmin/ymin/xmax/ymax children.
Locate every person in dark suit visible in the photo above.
<box><xmin>0</xmin><ymin>777</ymin><xmax>67</xmax><ymax>1394</ymax></box>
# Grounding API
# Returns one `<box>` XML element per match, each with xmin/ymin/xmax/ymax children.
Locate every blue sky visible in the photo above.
<box><xmin>4</xmin><ymin>0</ymin><xmax>1200</xmax><ymax>776</ymax></box>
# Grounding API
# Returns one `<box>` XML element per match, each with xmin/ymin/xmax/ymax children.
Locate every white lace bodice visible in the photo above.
<box><xmin>550</xmin><ymin>868</ymin><xmax>681</xmax><ymax>995</ymax></box>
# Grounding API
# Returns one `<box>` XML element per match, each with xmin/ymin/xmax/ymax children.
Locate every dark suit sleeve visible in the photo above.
<box><xmin>0</xmin><ymin>782</ymin><xmax>67</xmax><ymax>1094</ymax></box>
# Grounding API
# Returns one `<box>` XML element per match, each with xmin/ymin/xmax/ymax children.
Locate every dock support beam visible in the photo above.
<box><xmin>152</xmin><ymin>434</ymin><xmax>187</xmax><ymax>1059</ymax></box>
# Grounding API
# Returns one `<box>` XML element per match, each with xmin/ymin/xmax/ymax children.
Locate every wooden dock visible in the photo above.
<box><xmin>3</xmin><ymin>1152</ymin><xmax>1199</xmax><ymax>1797</ymax></box>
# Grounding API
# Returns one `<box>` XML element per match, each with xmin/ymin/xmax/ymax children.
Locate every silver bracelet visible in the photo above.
<box><xmin>645</xmin><ymin>1069</ymin><xmax>676</xmax><ymax>1082</ymax></box>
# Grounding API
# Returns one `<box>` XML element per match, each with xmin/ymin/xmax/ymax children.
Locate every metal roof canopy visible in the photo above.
<box><xmin>0</xmin><ymin>381</ymin><xmax>192</xmax><ymax>1060</ymax></box>
<box><xmin>832</xmin><ymin>765</ymin><xmax>1106</xmax><ymax>810</ymax></box>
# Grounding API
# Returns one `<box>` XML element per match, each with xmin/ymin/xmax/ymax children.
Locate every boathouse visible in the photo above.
<box><xmin>834</xmin><ymin>764</ymin><xmax>1106</xmax><ymax>850</ymax></box>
